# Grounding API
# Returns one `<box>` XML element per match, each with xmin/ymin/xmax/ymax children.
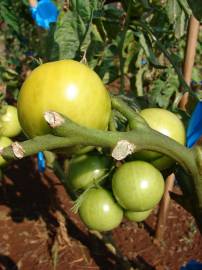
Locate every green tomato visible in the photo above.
<box><xmin>0</xmin><ymin>105</ymin><xmax>22</xmax><ymax>138</ymax></box>
<box><xmin>67</xmin><ymin>154</ymin><xmax>110</xmax><ymax>191</ymax></box>
<box><xmin>134</xmin><ymin>108</ymin><xmax>186</xmax><ymax>169</ymax></box>
<box><xmin>17</xmin><ymin>60</ymin><xmax>111</xmax><ymax>138</ymax></box>
<box><xmin>79</xmin><ymin>188</ymin><xmax>123</xmax><ymax>232</ymax></box>
<box><xmin>125</xmin><ymin>209</ymin><xmax>152</xmax><ymax>222</ymax></box>
<box><xmin>0</xmin><ymin>136</ymin><xmax>12</xmax><ymax>166</ymax></box>
<box><xmin>112</xmin><ymin>161</ymin><xmax>164</xmax><ymax>211</ymax></box>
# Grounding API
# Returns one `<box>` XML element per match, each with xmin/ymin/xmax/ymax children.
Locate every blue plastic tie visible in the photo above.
<box><xmin>180</xmin><ymin>259</ymin><xmax>202</xmax><ymax>270</ymax></box>
<box><xmin>186</xmin><ymin>101</ymin><xmax>202</xmax><ymax>148</ymax></box>
<box><xmin>141</xmin><ymin>59</ymin><xmax>147</xmax><ymax>65</ymax></box>
<box><xmin>30</xmin><ymin>0</ymin><xmax>59</xmax><ymax>30</ymax></box>
<box><xmin>37</xmin><ymin>152</ymin><xmax>46</xmax><ymax>173</ymax></box>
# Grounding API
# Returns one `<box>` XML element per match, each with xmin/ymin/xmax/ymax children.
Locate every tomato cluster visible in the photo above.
<box><xmin>67</xmin><ymin>155</ymin><xmax>165</xmax><ymax>231</ymax></box>
<box><xmin>16</xmin><ymin>60</ymin><xmax>186</xmax><ymax>231</ymax></box>
<box><xmin>0</xmin><ymin>104</ymin><xmax>22</xmax><ymax>166</ymax></box>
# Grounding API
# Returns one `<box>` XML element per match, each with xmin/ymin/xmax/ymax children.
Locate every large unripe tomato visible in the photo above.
<box><xmin>79</xmin><ymin>188</ymin><xmax>123</xmax><ymax>232</ymax></box>
<box><xmin>17</xmin><ymin>60</ymin><xmax>111</xmax><ymax>138</ymax></box>
<box><xmin>67</xmin><ymin>154</ymin><xmax>110</xmax><ymax>191</ymax></box>
<box><xmin>112</xmin><ymin>161</ymin><xmax>164</xmax><ymax>211</ymax></box>
<box><xmin>0</xmin><ymin>105</ymin><xmax>22</xmax><ymax>138</ymax></box>
<box><xmin>140</xmin><ymin>108</ymin><xmax>185</xmax><ymax>145</ymax></box>
<box><xmin>134</xmin><ymin>108</ymin><xmax>186</xmax><ymax>170</ymax></box>
<box><xmin>0</xmin><ymin>136</ymin><xmax>12</xmax><ymax>166</ymax></box>
<box><xmin>125</xmin><ymin>209</ymin><xmax>152</xmax><ymax>222</ymax></box>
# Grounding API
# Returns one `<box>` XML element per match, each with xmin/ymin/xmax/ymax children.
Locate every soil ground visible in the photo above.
<box><xmin>0</xmin><ymin>157</ymin><xmax>202</xmax><ymax>270</ymax></box>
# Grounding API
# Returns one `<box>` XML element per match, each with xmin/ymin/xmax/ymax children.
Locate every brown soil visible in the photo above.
<box><xmin>0</xmin><ymin>157</ymin><xmax>202</xmax><ymax>270</ymax></box>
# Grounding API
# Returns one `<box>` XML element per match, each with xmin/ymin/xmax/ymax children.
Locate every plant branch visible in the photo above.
<box><xmin>1</xmin><ymin>97</ymin><xmax>202</xmax><ymax>210</ymax></box>
<box><xmin>119</xmin><ymin>0</ymin><xmax>132</xmax><ymax>94</ymax></box>
<box><xmin>111</xmin><ymin>96</ymin><xmax>149</xmax><ymax>129</ymax></box>
<box><xmin>1</xmin><ymin>135</ymin><xmax>81</xmax><ymax>160</ymax></box>
<box><xmin>130</xmin><ymin>21</ymin><xmax>198</xmax><ymax>98</ymax></box>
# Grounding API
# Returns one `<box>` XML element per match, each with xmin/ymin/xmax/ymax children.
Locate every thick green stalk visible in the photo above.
<box><xmin>1</xmin><ymin>97</ymin><xmax>202</xmax><ymax>211</ymax></box>
<box><xmin>1</xmin><ymin>135</ymin><xmax>81</xmax><ymax>159</ymax></box>
<box><xmin>47</xmin><ymin>113</ymin><xmax>194</xmax><ymax>171</ymax></box>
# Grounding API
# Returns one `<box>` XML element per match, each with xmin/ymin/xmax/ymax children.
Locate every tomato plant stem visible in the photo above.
<box><xmin>1</xmin><ymin>97</ymin><xmax>202</xmax><ymax>221</ymax></box>
<box><xmin>1</xmin><ymin>135</ymin><xmax>81</xmax><ymax>159</ymax></box>
<box><xmin>119</xmin><ymin>0</ymin><xmax>132</xmax><ymax>94</ymax></box>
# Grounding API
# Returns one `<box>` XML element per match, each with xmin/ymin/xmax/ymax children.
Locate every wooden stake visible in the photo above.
<box><xmin>179</xmin><ymin>15</ymin><xmax>200</xmax><ymax>110</ymax></box>
<box><xmin>155</xmin><ymin>173</ymin><xmax>175</xmax><ymax>241</ymax></box>
<box><xmin>155</xmin><ymin>15</ymin><xmax>200</xmax><ymax>241</ymax></box>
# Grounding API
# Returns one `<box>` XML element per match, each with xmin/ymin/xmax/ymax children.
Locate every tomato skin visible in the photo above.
<box><xmin>134</xmin><ymin>108</ymin><xmax>186</xmax><ymax>169</ymax></box>
<box><xmin>67</xmin><ymin>154</ymin><xmax>110</xmax><ymax>191</ymax></box>
<box><xmin>17</xmin><ymin>60</ymin><xmax>111</xmax><ymax>138</ymax></box>
<box><xmin>79</xmin><ymin>188</ymin><xmax>123</xmax><ymax>232</ymax></box>
<box><xmin>140</xmin><ymin>108</ymin><xmax>185</xmax><ymax>144</ymax></box>
<box><xmin>0</xmin><ymin>136</ymin><xmax>12</xmax><ymax>166</ymax></box>
<box><xmin>112</xmin><ymin>161</ymin><xmax>164</xmax><ymax>211</ymax></box>
<box><xmin>0</xmin><ymin>105</ymin><xmax>21</xmax><ymax>138</ymax></box>
<box><xmin>125</xmin><ymin>209</ymin><xmax>152</xmax><ymax>222</ymax></box>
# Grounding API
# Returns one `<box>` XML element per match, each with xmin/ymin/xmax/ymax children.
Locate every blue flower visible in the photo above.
<box><xmin>180</xmin><ymin>260</ymin><xmax>202</xmax><ymax>270</ymax></box>
<box><xmin>37</xmin><ymin>152</ymin><xmax>46</xmax><ymax>173</ymax></box>
<box><xmin>30</xmin><ymin>0</ymin><xmax>59</xmax><ymax>30</ymax></box>
<box><xmin>186</xmin><ymin>101</ymin><xmax>202</xmax><ymax>148</ymax></box>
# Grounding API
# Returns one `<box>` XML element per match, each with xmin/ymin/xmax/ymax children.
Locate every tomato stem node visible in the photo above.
<box><xmin>112</xmin><ymin>140</ymin><xmax>135</xmax><ymax>160</ymax></box>
<box><xmin>11</xmin><ymin>142</ymin><xmax>25</xmax><ymax>159</ymax></box>
<box><xmin>44</xmin><ymin>111</ymin><xmax>65</xmax><ymax>128</ymax></box>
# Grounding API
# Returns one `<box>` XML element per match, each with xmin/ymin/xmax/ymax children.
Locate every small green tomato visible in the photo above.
<box><xmin>0</xmin><ymin>136</ymin><xmax>12</xmax><ymax>166</ymax></box>
<box><xmin>112</xmin><ymin>161</ymin><xmax>165</xmax><ymax>211</ymax></box>
<box><xmin>67</xmin><ymin>154</ymin><xmax>110</xmax><ymax>191</ymax></box>
<box><xmin>79</xmin><ymin>188</ymin><xmax>123</xmax><ymax>232</ymax></box>
<box><xmin>125</xmin><ymin>209</ymin><xmax>152</xmax><ymax>222</ymax></box>
<box><xmin>134</xmin><ymin>108</ymin><xmax>186</xmax><ymax>170</ymax></box>
<box><xmin>0</xmin><ymin>105</ymin><xmax>22</xmax><ymax>138</ymax></box>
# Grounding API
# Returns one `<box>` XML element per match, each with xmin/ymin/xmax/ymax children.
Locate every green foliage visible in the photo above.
<box><xmin>187</xmin><ymin>0</ymin><xmax>202</xmax><ymax>22</ymax></box>
<box><xmin>0</xmin><ymin>0</ymin><xmax>20</xmax><ymax>33</ymax></box>
<box><xmin>0</xmin><ymin>1</ymin><xmax>45</xmax><ymax>100</ymax></box>
<box><xmin>165</xmin><ymin>0</ymin><xmax>192</xmax><ymax>39</ymax></box>
<box><xmin>148</xmin><ymin>68</ymin><xmax>180</xmax><ymax>109</ymax></box>
<box><xmin>48</xmin><ymin>0</ymin><xmax>101</xmax><ymax>60</ymax></box>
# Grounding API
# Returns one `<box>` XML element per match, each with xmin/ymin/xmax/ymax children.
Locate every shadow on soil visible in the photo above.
<box><xmin>0</xmin><ymin>254</ymin><xmax>19</xmax><ymax>270</ymax></box>
<box><xmin>0</xmin><ymin>157</ymin><xmax>154</xmax><ymax>270</ymax></box>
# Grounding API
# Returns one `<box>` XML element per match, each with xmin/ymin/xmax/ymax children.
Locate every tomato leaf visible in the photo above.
<box><xmin>166</xmin><ymin>0</ymin><xmax>181</xmax><ymax>24</ymax></box>
<box><xmin>0</xmin><ymin>2</ymin><xmax>20</xmax><ymax>33</ymax></box>
<box><xmin>138</xmin><ymin>32</ymin><xmax>164</xmax><ymax>68</ymax></box>
<box><xmin>165</xmin><ymin>0</ymin><xmax>187</xmax><ymax>39</ymax></box>
<box><xmin>48</xmin><ymin>0</ymin><xmax>101</xmax><ymax>60</ymax></box>
<box><xmin>187</xmin><ymin>0</ymin><xmax>202</xmax><ymax>22</ymax></box>
<box><xmin>148</xmin><ymin>68</ymin><xmax>179</xmax><ymax>108</ymax></box>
